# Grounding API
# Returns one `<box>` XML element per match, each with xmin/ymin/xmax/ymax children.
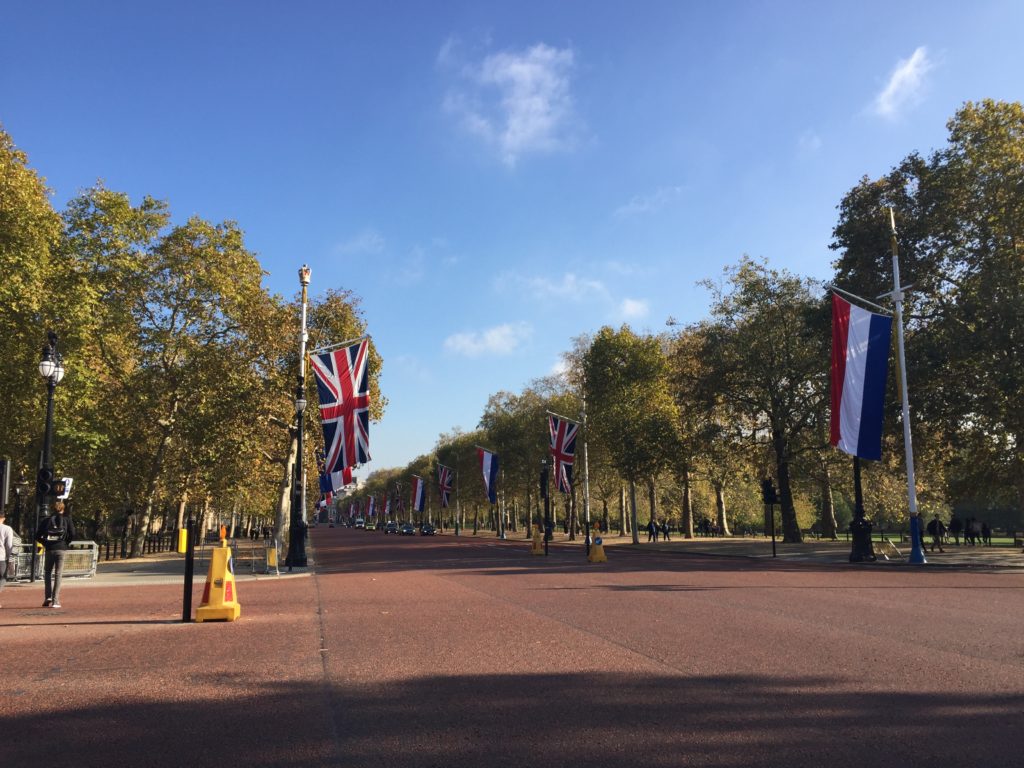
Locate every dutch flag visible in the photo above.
<box><xmin>478</xmin><ymin>448</ymin><xmax>499</xmax><ymax>504</ymax></box>
<box><xmin>830</xmin><ymin>294</ymin><xmax>893</xmax><ymax>461</ymax></box>
<box><xmin>411</xmin><ymin>476</ymin><xmax>425</xmax><ymax>513</ymax></box>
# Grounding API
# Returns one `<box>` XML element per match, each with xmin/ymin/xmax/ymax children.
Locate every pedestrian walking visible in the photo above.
<box><xmin>926</xmin><ymin>514</ymin><xmax>945</xmax><ymax>553</ymax></box>
<box><xmin>0</xmin><ymin>509</ymin><xmax>17</xmax><ymax>608</ymax></box>
<box><xmin>35</xmin><ymin>500</ymin><xmax>76</xmax><ymax>609</ymax></box>
<box><xmin>646</xmin><ymin>519</ymin><xmax>656</xmax><ymax>542</ymax></box>
<box><xmin>660</xmin><ymin>521</ymin><xmax>670</xmax><ymax>542</ymax></box>
<box><xmin>948</xmin><ymin>515</ymin><xmax>963</xmax><ymax>545</ymax></box>
<box><xmin>981</xmin><ymin>521</ymin><xmax>992</xmax><ymax>546</ymax></box>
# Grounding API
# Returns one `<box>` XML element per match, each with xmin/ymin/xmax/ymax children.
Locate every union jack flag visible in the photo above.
<box><xmin>367</xmin><ymin>496</ymin><xmax>375</xmax><ymax>517</ymax></box>
<box><xmin>310</xmin><ymin>338</ymin><xmax>371</xmax><ymax>476</ymax></box>
<box><xmin>437</xmin><ymin>464</ymin><xmax>453</xmax><ymax>508</ymax></box>
<box><xmin>548</xmin><ymin>414</ymin><xmax>579</xmax><ymax>494</ymax></box>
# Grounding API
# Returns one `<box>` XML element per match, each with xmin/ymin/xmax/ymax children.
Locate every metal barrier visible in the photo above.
<box><xmin>9</xmin><ymin>541</ymin><xmax>99</xmax><ymax>581</ymax></box>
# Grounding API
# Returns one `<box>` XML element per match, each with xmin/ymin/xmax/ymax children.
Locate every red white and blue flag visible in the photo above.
<box><xmin>317</xmin><ymin>448</ymin><xmax>353</xmax><ymax>494</ymax></box>
<box><xmin>411</xmin><ymin>476</ymin><xmax>425</xmax><ymax>513</ymax></box>
<box><xmin>437</xmin><ymin>464</ymin><xmax>453</xmax><ymax>508</ymax></box>
<box><xmin>831</xmin><ymin>294</ymin><xmax>893</xmax><ymax>461</ymax></box>
<box><xmin>548</xmin><ymin>414</ymin><xmax>579</xmax><ymax>494</ymax></box>
<box><xmin>478</xmin><ymin>448</ymin><xmax>499</xmax><ymax>504</ymax></box>
<box><xmin>310</xmin><ymin>338</ymin><xmax>371</xmax><ymax>476</ymax></box>
<box><xmin>367</xmin><ymin>496</ymin><xmax>376</xmax><ymax>517</ymax></box>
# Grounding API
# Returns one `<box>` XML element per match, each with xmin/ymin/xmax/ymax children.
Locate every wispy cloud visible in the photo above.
<box><xmin>619</xmin><ymin>298</ymin><xmax>650</xmax><ymax>320</ymax></box>
<box><xmin>443</xmin><ymin>322</ymin><xmax>532</xmax><ymax>357</ymax></box>
<box><xmin>797</xmin><ymin>129</ymin><xmax>822</xmax><ymax>154</ymax></box>
<box><xmin>504</xmin><ymin>271</ymin><xmax>608</xmax><ymax>301</ymax></box>
<box><xmin>613</xmin><ymin>186</ymin><xmax>684</xmax><ymax>218</ymax></box>
<box><xmin>441</xmin><ymin>41</ymin><xmax>579</xmax><ymax>166</ymax></box>
<box><xmin>873</xmin><ymin>46</ymin><xmax>933</xmax><ymax>119</ymax></box>
<box><xmin>334</xmin><ymin>229</ymin><xmax>385</xmax><ymax>255</ymax></box>
<box><xmin>392</xmin><ymin>354</ymin><xmax>432</xmax><ymax>383</ymax></box>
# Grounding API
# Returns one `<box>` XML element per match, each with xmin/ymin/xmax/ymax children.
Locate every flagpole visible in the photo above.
<box><xmin>308</xmin><ymin>334</ymin><xmax>369</xmax><ymax>356</ymax></box>
<box><xmin>581</xmin><ymin>395</ymin><xmax>592</xmax><ymax>555</ymax></box>
<box><xmin>455</xmin><ymin>469</ymin><xmax>461</xmax><ymax>536</ymax></box>
<box><xmin>886</xmin><ymin>209</ymin><xmax>926</xmax><ymax>565</ymax></box>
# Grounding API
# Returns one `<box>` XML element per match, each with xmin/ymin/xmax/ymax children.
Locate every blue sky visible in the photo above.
<box><xmin>3</xmin><ymin>1</ymin><xmax>1022</xmax><ymax>477</ymax></box>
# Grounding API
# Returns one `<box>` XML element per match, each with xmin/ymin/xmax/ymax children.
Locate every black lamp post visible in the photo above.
<box><xmin>286</xmin><ymin>378</ymin><xmax>308</xmax><ymax>569</ymax></box>
<box><xmin>540</xmin><ymin>458</ymin><xmax>551</xmax><ymax>556</ymax></box>
<box><xmin>32</xmin><ymin>331</ymin><xmax>65</xmax><ymax>582</ymax></box>
<box><xmin>286</xmin><ymin>265</ymin><xmax>311</xmax><ymax>570</ymax></box>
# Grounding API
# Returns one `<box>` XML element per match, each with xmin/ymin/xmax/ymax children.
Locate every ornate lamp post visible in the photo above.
<box><xmin>286</xmin><ymin>266</ymin><xmax>311</xmax><ymax>569</ymax></box>
<box><xmin>32</xmin><ymin>331</ymin><xmax>65</xmax><ymax>581</ymax></box>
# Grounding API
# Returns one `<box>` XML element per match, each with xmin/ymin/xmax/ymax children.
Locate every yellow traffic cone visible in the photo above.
<box><xmin>196</xmin><ymin>540</ymin><xmax>241</xmax><ymax>622</ymax></box>
<box><xmin>587</xmin><ymin>536</ymin><xmax>607</xmax><ymax>563</ymax></box>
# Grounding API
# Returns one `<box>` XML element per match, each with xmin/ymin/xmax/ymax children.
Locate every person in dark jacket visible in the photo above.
<box><xmin>926</xmin><ymin>514</ymin><xmax>946</xmax><ymax>553</ymax></box>
<box><xmin>35</xmin><ymin>500</ymin><xmax>76</xmax><ymax>608</ymax></box>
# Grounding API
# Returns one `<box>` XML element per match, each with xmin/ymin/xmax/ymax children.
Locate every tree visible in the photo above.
<box><xmin>699</xmin><ymin>258</ymin><xmax>827</xmax><ymax>543</ymax></box>
<box><xmin>832</xmin><ymin>99</ymin><xmax>1024</xmax><ymax>519</ymax></box>
<box><xmin>582</xmin><ymin>326</ymin><xmax>679</xmax><ymax>544</ymax></box>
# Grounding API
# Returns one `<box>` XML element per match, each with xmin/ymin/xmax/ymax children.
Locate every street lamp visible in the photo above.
<box><xmin>540</xmin><ymin>458</ymin><xmax>551</xmax><ymax>556</ymax></box>
<box><xmin>32</xmin><ymin>331</ymin><xmax>65</xmax><ymax>581</ymax></box>
<box><xmin>286</xmin><ymin>265</ymin><xmax>311</xmax><ymax>570</ymax></box>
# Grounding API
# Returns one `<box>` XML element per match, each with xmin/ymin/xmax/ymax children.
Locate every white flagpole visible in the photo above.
<box><xmin>886</xmin><ymin>209</ymin><xmax>926</xmax><ymax>564</ymax></box>
<box><xmin>581</xmin><ymin>395</ymin><xmax>592</xmax><ymax>553</ymax></box>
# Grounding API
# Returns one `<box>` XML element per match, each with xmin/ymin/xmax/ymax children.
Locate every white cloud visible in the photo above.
<box><xmin>443</xmin><ymin>322</ymin><xmax>532</xmax><ymax>357</ymax></box>
<box><xmin>873</xmin><ymin>46</ymin><xmax>933</xmax><ymax>119</ymax></box>
<box><xmin>613</xmin><ymin>186</ymin><xmax>684</xmax><ymax>218</ymax></box>
<box><xmin>441</xmin><ymin>42</ymin><xmax>578</xmax><ymax>166</ymax></box>
<box><xmin>334</xmin><ymin>229</ymin><xmax>385</xmax><ymax>255</ymax></box>
<box><xmin>619</xmin><ymin>298</ymin><xmax>650</xmax><ymax>320</ymax></box>
<box><xmin>550</xmin><ymin>357</ymin><xmax>570</xmax><ymax>379</ymax></box>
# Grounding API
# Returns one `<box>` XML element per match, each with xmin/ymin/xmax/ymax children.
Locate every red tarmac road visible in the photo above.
<box><xmin>2</xmin><ymin>527</ymin><xmax>1023</xmax><ymax>767</ymax></box>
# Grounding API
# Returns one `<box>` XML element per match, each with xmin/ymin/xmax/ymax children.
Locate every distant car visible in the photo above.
<box><xmin>354</xmin><ymin>518</ymin><xmax>365</xmax><ymax>529</ymax></box>
<box><xmin>420</xmin><ymin>523</ymin><xmax>436</xmax><ymax>536</ymax></box>
<box><xmin>384</xmin><ymin>521</ymin><xmax>399</xmax><ymax>535</ymax></box>
<box><xmin>364</xmin><ymin>521</ymin><xmax>377</xmax><ymax>531</ymax></box>
<box><xmin>399</xmin><ymin>523</ymin><xmax>415</xmax><ymax>536</ymax></box>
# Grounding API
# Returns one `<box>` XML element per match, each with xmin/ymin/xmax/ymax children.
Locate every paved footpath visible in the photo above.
<box><xmin>2</xmin><ymin>529</ymin><xmax>1023</xmax><ymax>767</ymax></box>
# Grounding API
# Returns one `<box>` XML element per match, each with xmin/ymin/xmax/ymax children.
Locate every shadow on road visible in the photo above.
<box><xmin>4</xmin><ymin>671</ymin><xmax>1021</xmax><ymax>768</ymax></box>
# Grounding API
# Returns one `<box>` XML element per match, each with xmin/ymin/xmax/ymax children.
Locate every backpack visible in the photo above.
<box><xmin>44</xmin><ymin>514</ymin><xmax>67</xmax><ymax>543</ymax></box>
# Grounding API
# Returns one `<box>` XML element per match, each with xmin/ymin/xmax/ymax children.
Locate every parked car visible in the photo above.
<box><xmin>384</xmin><ymin>521</ymin><xmax>399</xmax><ymax>535</ymax></box>
<box><xmin>399</xmin><ymin>523</ymin><xmax>415</xmax><ymax>536</ymax></box>
<box><xmin>354</xmin><ymin>518</ymin><xmax>365</xmax><ymax>529</ymax></box>
<box><xmin>420</xmin><ymin>523</ymin><xmax>436</xmax><ymax>536</ymax></box>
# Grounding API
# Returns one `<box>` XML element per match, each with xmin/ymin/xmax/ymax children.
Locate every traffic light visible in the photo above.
<box><xmin>36</xmin><ymin>467</ymin><xmax>53</xmax><ymax>497</ymax></box>
<box><xmin>761</xmin><ymin>478</ymin><xmax>777</xmax><ymax>506</ymax></box>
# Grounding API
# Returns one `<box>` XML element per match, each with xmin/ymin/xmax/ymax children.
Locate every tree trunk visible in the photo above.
<box><xmin>130</xmin><ymin>401</ymin><xmax>178</xmax><ymax>558</ymax></box>
<box><xmin>275</xmin><ymin>432</ymin><xmax>298</xmax><ymax>551</ymax></box>
<box><xmin>713</xmin><ymin>481</ymin><xmax>732</xmax><ymax>536</ymax></box>
<box><xmin>648</xmin><ymin>477</ymin><xmax>657</xmax><ymax>526</ymax></box>
<box><xmin>568</xmin><ymin>487</ymin><xmax>577</xmax><ymax>540</ymax></box>
<box><xmin>619</xmin><ymin>485</ymin><xmax>627</xmax><ymax>536</ymax></box>
<box><xmin>602</xmin><ymin>498</ymin><xmax>609</xmax><ymax>533</ymax></box>
<box><xmin>820</xmin><ymin>461</ymin><xmax>839</xmax><ymax>540</ymax></box>
<box><xmin>773</xmin><ymin>428</ymin><xmax>803</xmax><ymax>543</ymax></box>
<box><xmin>681</xmin><ymin>464</ymin><xmax>694</xmax><ymax>538</ymax></box>
<box><xmin>176</xmin><ymin>492</ymin><xmax>188</xmax><ymax>530</ymax></box>
<box><xmin>629</xmin><ymin>479</ymin><xmax>640</xmax><ymax>544</ymax></box>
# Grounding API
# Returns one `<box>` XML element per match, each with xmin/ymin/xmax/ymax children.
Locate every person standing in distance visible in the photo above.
<box><xmin>0</xmin><ymin>508</ymin><xmax>17</xmax><ymax>608</ymax></box>
<box><xmin>36</xmin><ymin>500</ymin><xmax>76</xmax><ymax>608</ymax></box>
